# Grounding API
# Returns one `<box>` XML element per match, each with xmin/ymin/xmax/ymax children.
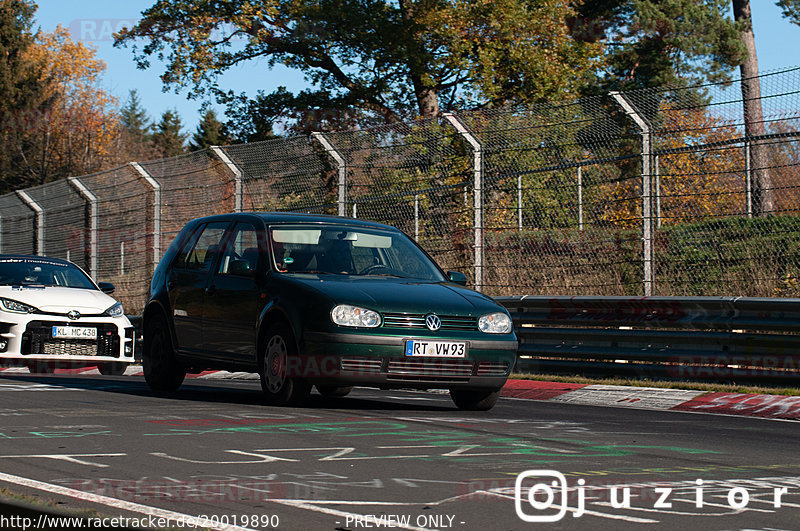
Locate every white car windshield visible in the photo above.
<box><xmin>0</xmin><ymin>257</ymin><xmax>97</xmax><ymax>289</ymax></box>
<box><xmin>270</xmin><ymin>225</ymin><xmax>446</xmax><ymax>281</ymax></box>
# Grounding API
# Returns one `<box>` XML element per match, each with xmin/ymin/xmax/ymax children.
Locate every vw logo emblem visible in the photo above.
<box><xmin>67</xmin><ymin>310</ymin><xmax>81</xmax><ymax>320</ymax></box>
<box><xmin>425</xmin><ymin>313</ymin><xmax>441</xmax><ymax>331</ymax></box>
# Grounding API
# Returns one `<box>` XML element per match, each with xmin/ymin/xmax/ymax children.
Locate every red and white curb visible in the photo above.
<box><xmin>1</xmin><ymin>367</ymin><xmax>798</xmax><ymax>421</ymax></box>
<box><xmin>502</xmin><ymin>380</ymin><xmax>800</xmax><ymax>421</ymax></box>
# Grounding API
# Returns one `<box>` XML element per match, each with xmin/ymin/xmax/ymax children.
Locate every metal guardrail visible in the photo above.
<box><xmin>495</xmin><ymin>296</ymin><xmax>800</xmax><ymax>384</ymax></box>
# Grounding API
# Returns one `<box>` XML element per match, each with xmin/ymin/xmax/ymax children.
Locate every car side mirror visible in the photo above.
<box><xmin>229</xmin><ymin>259</ymin><xmax>254</xmax><ymax>277</ymax></box>
<box><xmin>447</xmin><ymin>271</ymin><xmax>467</xmax><ymax>286</ymax></box>
<box><xmin>98</xmin><ymin>282</ymin><xmax>115</xmax><ymax>294</ymax></box>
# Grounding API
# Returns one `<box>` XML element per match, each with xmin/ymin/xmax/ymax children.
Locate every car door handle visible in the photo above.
<box><xmin>205</xmin><ymin>285</ymin><xmax>216</xmax><ymax>296</ymax></box>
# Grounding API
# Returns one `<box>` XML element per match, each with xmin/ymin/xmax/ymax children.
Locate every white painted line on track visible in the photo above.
<box><xmin>0</xmin><ymin>471</ymin><xmax>256</xmax><ymax>531</ymax></box>
<box><xmin>488</xmin><ymin>490</ymin><xmax>660</xmax><ymax>523</ymax></box>
<box><xmin>0</xmin><ymin>454</ymin><xmax>125</xmax><ymax>468</ymax></box>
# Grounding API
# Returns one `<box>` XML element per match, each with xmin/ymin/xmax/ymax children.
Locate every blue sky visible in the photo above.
<box><xmin>33</xmin><ymin>1</ymin><xmax>800</xmax><ymax>134</ymax></box>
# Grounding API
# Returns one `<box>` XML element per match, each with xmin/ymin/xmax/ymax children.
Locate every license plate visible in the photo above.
<box><xmin>52</xmin><ymin>326</ymin><xmax>97</xmax><ymax>340</ymax></box>
<box><xmin>405</xmin><ymin>339</ymin><xmax>467</xmax><ymax>358</ymax></box>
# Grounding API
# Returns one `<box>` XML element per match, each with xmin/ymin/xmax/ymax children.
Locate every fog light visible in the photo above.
<box><xmin>0</xmin><ymin>339</ymin><xmax>7</xmax><ymax>352</ymax></box>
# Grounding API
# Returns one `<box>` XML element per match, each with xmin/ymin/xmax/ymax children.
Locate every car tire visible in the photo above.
<box><xmin>143</xmin><ymin>313</ymin><xmax>185</xmax><ymax>392</ymax></box>
<box><xmin>449</xmin><ymin>388</ymin><xmax>501</xmax><ymax>411</ymax></box>
<box><xmin>98</xmin><ymin>362</ymin><xmax>127</xmax><ymax>376</ymax></box>
<box><xmin>259</xmin><ymin>324</ymin><xmax>311</xmax><ymax>406</ymax></box>
<box><xmin>316</xmin><ymin>385</ymin><xmax>353</xmax><ymax>398</ymax></box>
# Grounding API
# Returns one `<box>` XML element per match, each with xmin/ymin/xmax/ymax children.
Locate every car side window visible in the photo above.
<box><xmin>217</xmin><ymin>223</ymin><xmax>259</xmax><ymax>276</ymax></box>
<box><xmin>174</xmin><ymin>222</ymin><xmax>230</xmax><ymax>271</ymax></box>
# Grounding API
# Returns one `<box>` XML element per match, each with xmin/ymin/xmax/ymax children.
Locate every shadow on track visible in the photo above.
<box><xmin>0</xmin><ymin>373</ymin><xmax>456</xmax><ymax>412</ymax></box>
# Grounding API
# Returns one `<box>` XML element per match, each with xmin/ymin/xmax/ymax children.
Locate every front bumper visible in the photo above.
<box><xmin>301</xmin><ymin>330</ymin><xmax>518</xmax><ymax>390</ymax></box>
<box><xmin>0</xmin><ymin>313</ymin><xmax>135</xmax><ymax>367</ymax></box>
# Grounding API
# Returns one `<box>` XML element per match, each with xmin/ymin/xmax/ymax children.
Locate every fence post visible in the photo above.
<box><xmin>414</xmin><ymin>194</ymin><xmax>420</xmax><ymax>240</ymax></box>
<box><xmin>67</xmin><ymin>176</ymin><xmax>98</xmax><ymax>279</ymax></box>
<box><xmin>745</xmin><ymin>139</ymin><xmax>753</xmax><ymax>218</ymax></box>
<box><xmin>577</xmin><ymin>166</ymin><xmax>584</xmax><ymax>231</ymax></box>
<box><xmin>443</xmin><ymin>112</ymin><xmax>484</xmax><ymax>292</ymax></box>
<box><xmin>517</xmin><ymin>175</ymin><xmax>523</xmax><ymax>231</ymax></box>
<box><xmin>654</xmin><ymin>155</ymin><xmax>661</xmax><ymax>229</ymax></box>
<box><xmin>210</xmin><ymin>146</ymin><xmax>243</xmax><ymax>212</ymax></box>
<box><xmin>16</xmin><ymin>190</ymin><xmax>43</xmax><ymax>256</ymax></box>
<box><xmin>610</xmin><ymin>91</ymin><xmax>654</xmax><ymax>296</ymax></box>
<box><xmin>311</xmin><ymin>132</ymin><xmax>347</xmax><ymax>217</ymax></box>
<box><xmin>130</xmin><ymin>162</ymin><xmax>162</xmax><ymax>269</ymax></box>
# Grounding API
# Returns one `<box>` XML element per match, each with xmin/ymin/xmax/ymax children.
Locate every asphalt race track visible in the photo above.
<box><xmin>0</xmin><ymin>373</ymin><xmax>798</xmax><ymax>530</ymax></box>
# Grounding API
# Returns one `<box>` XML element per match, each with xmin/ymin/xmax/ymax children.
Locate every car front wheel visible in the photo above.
<box><xmin>449</xmin><ymin>388</ymin><xmax>501</xmax><ymax>411</ymax></box>
<box><xmin>143</xmin><ymin>313</ymin><xmax>185</xmax><ymax>392</ymax></box>
<box><xmin>259</xmin><ymin>324</ymin><xmax>310</xmax><ymax>406</ymax></box>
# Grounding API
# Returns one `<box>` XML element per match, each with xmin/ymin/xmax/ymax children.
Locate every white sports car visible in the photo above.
<box><xmin>0</xmin><ymin>255</ymin><xmax>135</xmax><ymax>374</ymax></box>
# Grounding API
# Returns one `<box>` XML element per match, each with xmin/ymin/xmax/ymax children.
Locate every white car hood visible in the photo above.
<box><xmin>0</xmin><ymin>286</ymin><xmax>118</xmax><ymax>314</ymax></box>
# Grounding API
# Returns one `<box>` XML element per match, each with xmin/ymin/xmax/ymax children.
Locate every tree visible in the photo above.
<box><xmin>5</xmin><ymin>24</ymin><xmax>119</xmax><ymax>188</ymax></box>
<box><xmin>118</xmin><ymin>89</ymin><xmax>157</xmax><ymax>160</ymax></box>
<box><xmin>733</xmin><ymin>0</ymin><xmax>773</xmax><ymax>216</ymax></box>
<box><xmin>777</xmin><ymin>0</ymin><xmax>800</xmax><ymax>24</ymax></box>
<box><xmin>151</xmin><ymin>109</ymin><xmax>187</xmax><ymax>157</ymax></box>
<box><xmin>114</xmin><ymin>0</ymin><xmax>602</xmax><ymax>129</ymax></box>
<box><xmin>574</xmin><ymin>0</ymin><xmax>746</xmax><ymax>92</ymax></box>
<box><xmin>0</xmin><ymin>0</ymin><xmax>44</xmax><ymax>192</ymax></box>
<box><xmin>0</xmin><ymin>0</ymin><xmax>39</xmax><ymax>107</ymax></box>
<box><xmin>120</xmin><ymin>90</ymin><xmax>151</xmax><ymax>143</ymax></box>
<box><xmin>189</xmin><ymin>109</ymin><xmax>230</xmax><ymax>151</ymax></box>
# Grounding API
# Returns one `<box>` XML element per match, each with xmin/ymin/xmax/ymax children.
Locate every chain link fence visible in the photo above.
<box><xmin>2</xmin><ymin>67</ymin><xmax>799</xmax><ymax>314</ymax></box>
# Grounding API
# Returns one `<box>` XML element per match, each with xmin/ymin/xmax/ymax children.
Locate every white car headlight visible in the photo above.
<box><xmin>0</xmin><ymin>298</ymin><xmax>38</xmax><ymax>314</ymax></box>
<box><xmin>478</xmin><ymin>312</ymin><xmax>512</xmax><ymax>334</ymax></box>
<box><xmin>331</xmin><ymin>304</ymin><xmax>381</xmax><ymax>328</ymax></box>
<box><xmin>104</xmin><ymin>302</ymin><xmax>124</xmax><ymax>318</ymax></box>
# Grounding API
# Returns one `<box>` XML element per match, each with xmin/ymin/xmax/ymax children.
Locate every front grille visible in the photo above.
<box><xmin>42</xmin><ymin>340</ymin><xmax>97</xmax><ymax>356</ymax></box>
<box><xmin>387</xmin><ymin>358</ymin><xmax>474</xmax><ymax>380</ymax></box>
<box><xmin>382</xmin><ymin>313</ymin><xmax>477</xmax><ymax>331</ymax></box>
<box><xmin>22</xmin><ymin>321</ymin><xmax>120</xmax><ymax>357</ymax></box>
<box><xmin>340</xmin><ymin>357</ymin><xmax>383</xmax><ymax>373</ymax></box>
<box><xmin>476</xmin><ymin>360</ymin><xmax>510</xmax><ymax>376</ymax></box>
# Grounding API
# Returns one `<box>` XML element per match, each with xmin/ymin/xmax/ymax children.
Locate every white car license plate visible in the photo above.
<box><xmin>405</xmin><ymin>340</ymin><xmax>467</xmax><ymax>358</ymax></box>
<box><xmin>52</xmin><ymin>326</ymin><xmax>97</xmax><ymax>340</ymax></box>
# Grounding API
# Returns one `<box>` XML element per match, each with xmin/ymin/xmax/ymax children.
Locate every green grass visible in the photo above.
<box><xmin>509</xmin><ymin>373</ymin><xmax>800</xmax><ymax>396</ymax></box>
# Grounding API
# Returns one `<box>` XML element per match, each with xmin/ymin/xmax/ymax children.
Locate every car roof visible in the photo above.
<box><xmin>190</xmin><ymin>212</ymin><xmax>401</xmax><ymax>231</ymax></box>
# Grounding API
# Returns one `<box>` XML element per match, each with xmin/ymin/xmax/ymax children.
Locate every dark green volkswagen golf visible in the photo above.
<box><xmin>143</xmin><ymin>213</ymin><xmax>517</xmax><ymax>410</ymax></box>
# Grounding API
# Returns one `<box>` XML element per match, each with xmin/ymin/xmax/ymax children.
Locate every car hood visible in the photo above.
<box><xmin>0</xmin><ymin>285</ymin><xmax>118</xmax><ymax>314</ymax></box>
<box><xmin>278</xmin><ymin>275</ymin><xmax>503</xmax><ymax>315</ymax></box>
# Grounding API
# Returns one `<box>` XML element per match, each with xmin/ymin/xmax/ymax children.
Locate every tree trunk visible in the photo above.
<box><xmin>733</xmin><ymin>0</ymin><xmax>773</xmax><ymax>216</ymax></box>
<box><xmin>399</xmin><ymin>0</ymin><xmax>440</xmax><ymax>119</ymax></box>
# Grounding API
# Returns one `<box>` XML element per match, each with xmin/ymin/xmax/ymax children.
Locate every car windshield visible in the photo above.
<box><xmin>0</xmin><ymin>257</ymin><xmax>97</xmax><ymax>289</ymax></box>
<box><xmin>269</xmin><ymin>225</ymin><xmax>446</xmax><ymax>281</ymax></box>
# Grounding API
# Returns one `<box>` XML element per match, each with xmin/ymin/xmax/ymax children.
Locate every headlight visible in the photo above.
<box><xmin>0</xmin><ymin>298</ymin><xmax>38</xmax><ymax>314</ymax></box>
<box><xmin>104</xmin><ymin>302</ymin><xmax>124</xmax><ymax>318</ymax></box>
<box><xmin>331</xmin><ymin>304</ymin><xmax>381</xmax><ymax>328</ymax></box>
<box><xmin>478</xmin><ymin>312</ymin><xmax>512</xmax><ymax>334</ymax></box>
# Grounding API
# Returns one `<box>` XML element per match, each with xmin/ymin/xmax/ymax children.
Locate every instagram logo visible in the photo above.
<box><xmin>515</xmin><ymin>470</ymin><xmax>583</xmax><ymax>522</ymax></box>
